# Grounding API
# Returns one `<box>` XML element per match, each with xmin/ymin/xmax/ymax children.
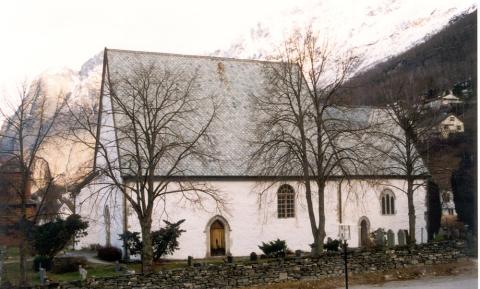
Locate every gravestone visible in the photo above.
<box><xmin>115</xmin><ymin>261</ymin><xmax>121</xmax><ymax>272</ymax></box>
<box><xmin>374</xmin><ymin>229</ymin><xmax>385</xmax><ymax>246</ymax></box>
<box><xmin>79</xmin><ymin>265</ymin><xmax>87</xmax><ymax>281</ymax></box>
<box><xmin>397</xmin><ymin>229</ymin><xmax>406</xmax><ymax>246</ymax></box>
<box><xmin>39</xmin><ymin>267</ymin><xmax>46</xmax><ymax>285</ymax></box>
<box><xmin>387</xmin><ymin>230</ymin><xmax>395</xmax><ymax>247</ymax></box>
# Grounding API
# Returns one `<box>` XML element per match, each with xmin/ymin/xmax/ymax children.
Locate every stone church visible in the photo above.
<box><xmin>77</xmin><ymin>48</ymin><xmax>429</xmax><ymax>259</ymax></box>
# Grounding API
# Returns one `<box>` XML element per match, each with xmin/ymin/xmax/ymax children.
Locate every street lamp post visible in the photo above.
<box><xmin>338</xmin><ymin>224</ymin><xmax>351</xmax><ymax>289</ymax></box>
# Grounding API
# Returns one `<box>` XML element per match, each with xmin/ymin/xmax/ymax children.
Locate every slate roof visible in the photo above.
<box><xmin>101</xmin><ymin>49</ymin><xmax>428</xmax><ymax>178</ymax></box>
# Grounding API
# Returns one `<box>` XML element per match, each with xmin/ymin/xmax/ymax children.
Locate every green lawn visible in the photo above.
<box><xmin>2</xmin><ymin>257</ymin><xmax>192</xmax><ymax>285</ymax></box>
<box><xmin>1</xmin><ymin>250</ymin><xmax>271</xmax><ymax>285</ymax></box>
<box><xmin>48</xmin><ymin>264</ymin><xmax>120</xmax><ymax>282</ymax></box>
<box><xmin>3</xmin><ymin>260</ymin><xmax>119</xmax><ymax>285</ymax></box>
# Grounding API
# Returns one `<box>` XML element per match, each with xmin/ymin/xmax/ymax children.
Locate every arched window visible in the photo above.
<box><xmin>441</xmin><ymin>191</ymin><xmax>451</xmax><ymax>202</ymax></box>
<box><xmin>277</xmin><ymin>184</ymin><xmax>295</xmax><ymax>218</ymax></box>
<box><xmin>381</xmin><ymin>190</ymin><xmax>395</xmax><ymax>215</ymax></box>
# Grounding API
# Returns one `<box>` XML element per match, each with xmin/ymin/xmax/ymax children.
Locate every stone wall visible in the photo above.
<box><xmin>48</xmin><ymin>241</ymin><xmax>468</xmax><ymax>289</ymax></box>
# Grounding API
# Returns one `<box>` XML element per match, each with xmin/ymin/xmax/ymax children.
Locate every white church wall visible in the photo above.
<box><xmin>124</xmin><ymin>180</ymin><xmax>312</xmax><ymax>259</ymax></box>
<box><xmin>121</xmin><ymin>178</ymin><xmax>427</xmax><ymax>259</ymax></box>
<box><xmin>340</xmin><ymin>179</ymin><xmax>427</xmax><ymax>246</ymax></box>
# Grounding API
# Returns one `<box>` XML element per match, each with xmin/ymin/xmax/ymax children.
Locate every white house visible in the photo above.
<box><xmin>435</xmin><ymin>113</ymin><xmax>464</xmax><ymax>139</ymax></box>
<box><xmin>76</xmin><ymin>48</ymin><xmax>429</xmax><ymax>259</ymax></box>
<box><xmin>440</xmin><ymin>190</ymin><xmax>457</xmax><ymax>217</ymax></box>
<box><xmin>440</xmin><ymin>92</ymin><xmax>463</xmax><ymax>106</ymax></box>
<box><xmin>424</xmin><ymin>91</ymin><xmax>464</xmax><ymax>110</ymax></box>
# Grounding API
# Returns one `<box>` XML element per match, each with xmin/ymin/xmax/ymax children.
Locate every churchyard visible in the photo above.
<box><xmin>0</xmin><ymin>240</ymin><xmax>475</xmax><ymax>288</ymax></box>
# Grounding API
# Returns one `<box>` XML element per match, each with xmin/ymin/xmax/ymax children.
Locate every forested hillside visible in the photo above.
<box><xmin>344</xmin><ymin>10</ymin><xmax>476</xmax><ymax>105</ymax></box>
<box><xmin>343</xmin><ymin>10</ymin><xmax>477</xmax><ymax>232</ymax></box>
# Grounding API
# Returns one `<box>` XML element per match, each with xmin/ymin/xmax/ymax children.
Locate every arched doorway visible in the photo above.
<box><xmin>205</xmin><ymin>215</ymin><xmax>231</xmax><ymax>257</ymax></box>
<box><xmin>358</xmin><ymin>217</ymin><xmax>370</xmax><ymax>247</ymax></box>
<box><xmin>210</xmin><ymin>220</ymin><xmax>225</xmax><ymax>256</ymax></box>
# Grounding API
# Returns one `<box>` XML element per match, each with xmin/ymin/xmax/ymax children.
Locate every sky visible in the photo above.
<box><xmin>0</xmin><ymin>0</ymin><xmax>309</xmax><ymax>94</ymax></box>
<box><xmin>0</xmin><ymin>0</ymin><xmax>475</xmax><ymax>97</ymax></box>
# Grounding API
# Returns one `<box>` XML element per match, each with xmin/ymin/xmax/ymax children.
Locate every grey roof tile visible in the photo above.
<box><xmin>104</xmin><ymin>49</ymin><xmax>427</xmax><ymax>178</ymax></box>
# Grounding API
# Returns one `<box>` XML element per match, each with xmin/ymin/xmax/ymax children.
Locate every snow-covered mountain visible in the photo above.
<box><xmin>214</xmin><ymin>0</ymin><xmax>476</xmax><ymax>71</ymax></box>
<box><xmin>0</xmin><ymin>52</ymin><xmax>103</xmax><ymax>197</ymax></box>
<box><xmin>31</xmin><ymin>53</ymin><xmax>103</xmax><ymax>181</ymax></box>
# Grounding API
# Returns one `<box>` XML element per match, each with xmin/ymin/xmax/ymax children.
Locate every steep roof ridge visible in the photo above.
<box><xmin>106</xmin><ymin>48</ymin><xmax>279</xmax><ymax>65</ymax></box>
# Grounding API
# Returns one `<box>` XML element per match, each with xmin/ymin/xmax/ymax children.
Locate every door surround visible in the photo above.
<box><xmin>204</xmin><ymin>215</ymin><xmax>231</xmax><ymax>257</ymax></box>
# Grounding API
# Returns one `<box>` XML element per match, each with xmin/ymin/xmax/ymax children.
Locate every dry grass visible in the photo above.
<box><xmin>242</xmin><ymin>259</ymin><xmax>477</xmax><ymax>289</ymax></box>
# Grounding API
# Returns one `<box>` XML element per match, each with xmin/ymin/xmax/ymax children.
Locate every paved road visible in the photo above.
<box><xmin>347</xmin><ymin>274</ymin><xmax>477</xmax><ymax>289</ymax></box>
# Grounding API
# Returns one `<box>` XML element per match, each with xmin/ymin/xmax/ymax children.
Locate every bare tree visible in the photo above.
<box><xmin>369</xmin><ymin>73</ymin><xmax>432</xmax><ymax>244</ymax></box>
<box><xmin>70</xmin><ymin>57</ymin><xmax>224</xmax><ymax>273</ymax></box>
<box><xmin>0</xmin><ymin>80</ymin><xmax>65</xmax><ymax>285</ymax></box>
<box><xmin>250</xmin><ymin>28</ymin><xmax>366</xmax><ymax>255</ymax></box>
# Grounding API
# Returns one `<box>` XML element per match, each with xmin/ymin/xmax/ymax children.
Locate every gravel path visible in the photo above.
<box><xmin>61</xmin><ymin>251</ymin><xmax>112</xmax><ymax>265</ymax></box>
<box><xmin>347</xmin><ymin>274</ymin><xmax>478</xmax><ymax>289</ymax></box>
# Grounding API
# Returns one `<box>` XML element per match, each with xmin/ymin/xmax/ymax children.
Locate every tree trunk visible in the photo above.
<box><xmin>310</xmin><ymin>183</ymin><xmax>327</xmax><ymax>257</ymax></box>
<box><xmin>407</xmin><ymin>178</ymin><xmax>416</xmax><ymax>245</ymax></box>
<box><xmin>316</xmin><ymin>183</ymin><xmax>327</xmax><ymax>255</ymax></box>
<box><xmin>19</xmin><ymin>240</ymin><xmax>27</xmax><ymax>286</ymax></box>
<box><xmin>140</xmin><ymin>219</ymin><xmax>153</xmax><ymax>274</ymax></box>
<box><xmin>19</xmin><ymin>192</ymin><xmax>28</xmax><ymax>286</ymax></box>
<box><xmin>304</xmin><ymin>181</ymin><xmax>320</xmax><ymax>257</ymax></box>
<box><xmin>311</xmin><ymin>234</ymin><xmax>321</xmax><ymax>257</ymax></box>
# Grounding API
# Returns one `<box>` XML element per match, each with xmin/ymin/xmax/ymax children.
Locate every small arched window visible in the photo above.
<box><xmin>381</xmin><ymin>190</ymin><xmax>395</xmax><ymax>215</ymax></box>
<box><xmin>277</xmin><ymin>184</ymin><xmax>295</xmax><ymax>218</ymax></box>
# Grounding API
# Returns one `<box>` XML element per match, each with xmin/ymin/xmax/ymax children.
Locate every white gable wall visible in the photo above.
<box><xmin>76</xmin><ymin>88</ymin><xmax>125</xmax><ymax>250</ymax></box>
<box><xmin>76</xmin><ymin>178</ymin><xmax>124</xmax><ymax>249</ymax></box>
<box><xmin>437</xmin><ymin>115</ymin><xmax>464</xmax><ymax>138</ymax></box>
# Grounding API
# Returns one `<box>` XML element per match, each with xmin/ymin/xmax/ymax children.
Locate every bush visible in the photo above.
<box><xmin>324</xmin><ymin>239</ymin><xmax>341</xmax><ymax>251</ymax></box>
<box><xmin>97</xmin><ymin>246</ymin><xmax>122</xmax><ymax>261</ymax></box>
<box><xmin>151</xmin><ymin>219</ymin><xmax>186</xmax><ymax>261</ymax></box>
<box><xmin>51</xmin><ymin>256</ymin><xmax>87</xmax><ymax>274</ymax></box>
<box><xmin>249</xmin><ymin>252</ymin><xmax>258</xmax><ymax>261</ymax></box>
<box><xmin>33</xmin><ymin>255</ymin><xmax>52</xmax><ymax>272</ymax></box>
<box><xmin>119</xmin><ymin>219</ymin><xmax>186</xmax><ymax>261</ymax></box>
<box><xmin>118</xmin><ymin>231</ymin><xmax>142</xmax><ymax>256</ymax></box>
<box><xmin>32</xmin><ymin>214</ymin><xmax>89</xmax><ymax>258</ymax></box>
<box><xmin>258</xmin><ymin>239</ymin><xmax>287</xmax><ymax>258</ymax></box>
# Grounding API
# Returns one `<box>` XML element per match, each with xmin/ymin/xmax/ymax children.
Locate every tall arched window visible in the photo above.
<box><xmin>381</xmin><ymin>189</ymin><xmax>395</xmax><ymax>215</ymax></box>
<box><xmin>277</xmin><ymin>184</ymin><xmax>295</xmax><ymax>218</ymax></box>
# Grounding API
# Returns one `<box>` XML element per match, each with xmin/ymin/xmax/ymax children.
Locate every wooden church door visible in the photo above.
<box><xmin>360</xmin><ymin>219</ymin><xmax>369</xmax><ymax>247</ymax></box>
<box><xmin>210</xmin><ymin>220</ymin><xmax>226</xmax><ymax>256</ymax></box>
